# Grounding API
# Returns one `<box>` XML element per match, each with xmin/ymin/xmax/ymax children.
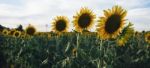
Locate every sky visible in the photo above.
<box><xmin>0</xmin><ymin>0</ymin><xmax>150</xmax><ymax>32</ymax></box>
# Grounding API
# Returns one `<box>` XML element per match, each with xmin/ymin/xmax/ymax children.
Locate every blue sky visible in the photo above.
<box><xmin>0</xmin><ymin>0</ymin><xmax>149</xmax><ymax>32</ymax></box>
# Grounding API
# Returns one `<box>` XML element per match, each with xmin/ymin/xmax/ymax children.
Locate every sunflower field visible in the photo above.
<box><xmin>0</xmin><ymin>5</ymin><xmax>150</xmax><ymax>68</ymax></box>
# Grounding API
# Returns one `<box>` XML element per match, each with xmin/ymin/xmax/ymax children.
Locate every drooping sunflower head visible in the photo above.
<box><xmin>13</xmin><ymin>30</ymin><xmax>21</xmax><ymax>37</ymax></box>
<box><xmin>2</xmin><ymin>29</ymin><xmax>9</xmax><ymax>35</ymax></box>
<box><xmin>25</xmin><ymin>25</ymin><xmax>36</xmax><ymax>35</ymax></box>
<box><xmin>73</xmin><ymin>7</ymin><xmax>96</xmax><ymax>32</ymax></box>
<box><xmin>96</xmin><ymin>5</ymin><xmax>127</xmax><ymax>40</ymax></box>
<box><xmin>145</xmin><ymin>32</ymin><xmax>150</xmax><ymax>44</ymax></box>
<box><xmin>51</xmin><ymin>16</ymin><xmax>69</xmax><ymax>33</ymax></box>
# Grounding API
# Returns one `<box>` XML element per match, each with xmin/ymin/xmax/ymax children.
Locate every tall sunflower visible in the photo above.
<box><xmin>96</xmin><ymin>5</ymin><xmax>127</xmax><ymax>40</ymax></box>
<box><xmin>25</xmin><ymin>25</ymin><xmax>36</xmax><ymax>35</ymax></box>
<box><xmin>73</xmin><ymin>7</ymin><xmax>96</xmax><ymax>32</ymax></box>
<box><xmin>2</xmin><ymin>29</ymin><xmax>9</xmax><ymax>35</ymax></box>
<box><xmin>13</xmin><ymin>30</ymin><xmax>21</xmax><ymax>37</ymax></box>
<box><xmin>51</xmin><ymin>16</ymin><xmax>69</xmax><ymax>33</ymax></box>
<box><xmin>145</xmin><ymin>32</ymin><xmax>150</xmax><ymax>44</ymax></box>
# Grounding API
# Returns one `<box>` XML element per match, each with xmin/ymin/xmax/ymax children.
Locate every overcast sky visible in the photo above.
<box><xmin>0</xmin><ymin>0</ymin><xmax>150</xmax><ymax>32</ymax></box>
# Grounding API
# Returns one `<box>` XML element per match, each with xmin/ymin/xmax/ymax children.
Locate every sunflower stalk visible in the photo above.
<box><xmin>76</xmin><ymin>33</ymin><xmax>80</xmax><ymax>57</ymax></box>
<box><xmin>98</xmin><ymin>39</ymin><xmax>104</xmax><ymax>67</ymax></box>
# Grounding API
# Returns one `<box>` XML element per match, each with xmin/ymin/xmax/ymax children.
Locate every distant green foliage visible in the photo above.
<box><xmin>0</xmin><ymin>33</ymin><xmax>150</xmax><ymax>68</ymax></box>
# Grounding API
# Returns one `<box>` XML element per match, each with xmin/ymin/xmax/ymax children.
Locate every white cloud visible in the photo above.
<box><xmin>0</xmin><ymin>0</ymin><xmax>149</xmax><ymax>31</ymax></box>
<box><xmin>127</xmin><ymin>7</ymin><xmax>150</xmax><ymax>31</ymax></box>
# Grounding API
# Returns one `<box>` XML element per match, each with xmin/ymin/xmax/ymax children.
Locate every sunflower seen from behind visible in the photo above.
<box><xmin>73</xmin><ymin>7</ymin><xmax>96</xmax><ymax>32</ymax></box>
<box><xmin>51</xmin><ymin>16</ymin><xmax>69</xmax><ymax>33</ymax></box>
<box><xmin>25</xmin><ymin>25</ymin><xmax>36</xmax><ymax>35</ymax></box>
<box><xmin>96</xmin><ymin>5</ymin><xmax>127</xmax><ymax>40</ymax></box>
<box><xmin>117</xmin><ymin>23</ymin><xmax>134</xmax><ymax>46</ymax></box>
<box><xmin>145</xmin><ymin>32</ymin><xmax>150</xmax><ymax>44</ymax></box>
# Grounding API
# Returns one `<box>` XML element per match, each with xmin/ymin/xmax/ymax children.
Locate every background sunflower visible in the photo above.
<box><xmin>9</xmin><ymin>29</ymin><xmax>16</xmax><ymax>35</ymax></box>
<box><xmin>13</xmin><ymin>30</ymin><xmax>21</xmax><ymax>37</ymax></box>
<box><xmin>73</xmin><ymin>7</ymin><xmax>96</xmax><ymax>32</ymax></box>
<box><xmin>96</xmin><ymin>5</ymin><xmax>127</xmax><ymax>40</ymax></box>
<box><xmin>20</xmin><ymin>32</ymin><xmax>26</xmax><ymax>38</ymax></box>
<box><xmin>2</xmin><ymin>29</ymin><xmax>9</xmax><ymax>35</ymax></box>
<box><xmin>25</xmin><ymin>25</ymin><xmax>36</xmax><ymax>35</ymax></box>
<box><xmin>51</xmin><ymin>16</ymin><xmax>69</xmax><ymax>33</ymax></box>
<box><xmin>145</xmin><ymin>32</ymin><xmax>150</xmax><ymax>44</ymax></box>
<box><xmin>117</xmin><ymin>23</ymin><xmax>134</xmax><ymax>46</ymax></box>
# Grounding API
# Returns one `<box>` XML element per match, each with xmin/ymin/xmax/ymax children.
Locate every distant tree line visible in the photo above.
<box><xmin>0</xmin><ymin>24</ymin><xmax>24</xmax><ymax>32</ymax></box>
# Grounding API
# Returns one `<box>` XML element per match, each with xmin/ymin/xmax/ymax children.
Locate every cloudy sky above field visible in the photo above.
<box><xmin>0</xmin><ymin>0</ymin><xmax>150</xmax><ymax>32</ymax></box>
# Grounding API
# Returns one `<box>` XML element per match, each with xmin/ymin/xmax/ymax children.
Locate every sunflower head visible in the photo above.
<box><xmin>20</xmin><ymin>32</ymin><xmax>26</xmax><ymax>39</ymax></box>
<box><xmin>13</xmin><ymin>30</ymin><xmax>21</xmax><ymax>37</ymax></box>
<box><xmin>9</xmin><ymin>29</ymin><xmax>16</xmax><ymax>35</ymax></box>
<box><xmin>96</xmin><ymin>5</ymin><xmax>127</xmax><ymax>40</ymax></box>
<box><xmin>2</xmin><ymin>29</ymin><xmax>9</xmax><ymax>35</ymax></box>
<box><xmin>145</xmin><ymin>32</ymin><xmax>150</xmax><ymax>44</ymax></box>
<box><xmin>51</xmin><ymin>16</ymin><xmax>69</xmax><ymax>33</ymax></box>
<box><xmin>25</xmin><ymin>25</ymin><xmax>36</xmax><ymax>35</ymax></box>
<box><xmin>73</xmin><ymin>7</ymin><xmax>96</xmax><ymax>32</ymax></box>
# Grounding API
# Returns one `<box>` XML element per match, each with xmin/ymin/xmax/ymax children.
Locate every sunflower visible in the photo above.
<box><xmin>2</xmin><ymin>29</ymin><xmax>9</xmax><ymax>35</ymax></box>
<box><xmin>13</xmin><ymin>30</ymin><xmax>21</xmax><ymax>37</ymax></box>
<box><xmin>117</xmin><ymin>28</ymin><xmax>134</xmax><ymax>46</ymax></box>
<box><xmin>73</xmin><ymin>7</ymin><xmax>96</xmax><ymax>32</ymax></box>
<box><xmin>117</xmin><ymin>23</ymin><xmax>134</xmax><ymax>46</ymax></box>
<box><xmin>25</xmin><ymin>25</ymin><xmax>36</xmax><ymax>35</ymax></box>
<box><xmin>96</xmin><ymin>5</ymin><xmax>127</xmax><ymax>40</ymax></box>
<box><xmin>9</xmin><ymin>29</ymin><xmax>16</xmax><ymax>35</ymax></box>
<box><xmin>35</xmin><ymin>32</ymin><xmax>42</xmax><ymax>36</ymax></box>
<box><xmin>20</xmin><ymin>32</ymin><xmax>26</xmax><ymax>39</ymax></box>
<box><xmin>117</xmin><ymin>38</ymin><xmax>125</xmax><ymax>46</ymax></box>
<box><xmin>51</xmin><ymin>16</ymin><xmax>69</xmax><ymax>33</ymax></box>
<box><xmin>145</xmin><ymin>32</ymin><xmax>150</xmax><ymax>44</ymax></box>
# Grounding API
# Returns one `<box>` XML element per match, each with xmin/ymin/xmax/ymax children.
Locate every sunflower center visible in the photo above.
<box><xmin>105</xmin><ymin>14</ymin><xmax>121</xmax><ymax>34</ymax></box>
<box><xmin>15</xmin><ymin>32</ymin><xmax>19</xmax><ymax>37</ymax></box>
<box><xmin>27</xmin><ymin>28</ymin><xmax>35</xmax><ymax>35</ymax></box>
<box><xmin>4</xmin><ymin>32</ymin><xmax>7</xmax><ymax>34</ymax></box>
<box><xmin>56</xmin><ymin>20</ymin><xmax>66</xmax><ymax>31</ymax></box>
<box><xmin>78</xmin><ymin>13</ymin><xmax>91</xmax><ymax>28</ymax></box>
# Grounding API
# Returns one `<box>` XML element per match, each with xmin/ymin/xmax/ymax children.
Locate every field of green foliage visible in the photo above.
<box><xmin>0</xmin><ymin>32</ymin><xmax>150</xmax><ymax>68</ymax></box>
